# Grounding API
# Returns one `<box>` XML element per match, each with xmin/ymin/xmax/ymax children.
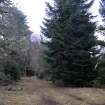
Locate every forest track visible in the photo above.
<box><xmin>0</xmin><ymin>77</ymin><xmax>105</xmax><ymax>105</ymax></box>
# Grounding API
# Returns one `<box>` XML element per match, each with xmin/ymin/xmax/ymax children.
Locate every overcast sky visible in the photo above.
<box><xmin>12</xmin><ymin>0</ymin><xmax>101</xmax><ymax>35</ymax></box>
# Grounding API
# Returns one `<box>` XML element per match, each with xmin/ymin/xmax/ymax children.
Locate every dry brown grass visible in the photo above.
<box><xmin>0</xmin><ymin>77</ymin><xmax>105</xmax><ymax>105</ymax></box>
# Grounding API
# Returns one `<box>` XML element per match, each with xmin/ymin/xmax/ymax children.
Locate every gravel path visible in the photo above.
<box><xmin>0</xmin><ymin>77</ymin><xmax>105</xmax><ymax>105</ymax></box>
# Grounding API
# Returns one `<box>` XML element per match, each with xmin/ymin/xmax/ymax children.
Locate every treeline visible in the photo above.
<box><xmin>1</xmin><ymin>0</ymin><xmax>105</xmax><ymax>88</ymax></box>
<box><xmin>0</xmin><ymin>0</ymin><xmax>32</xmax><ymax>84</ymax></box>
<box><xmin>37</xmin><ymin>0</ymin><xmax>105</xmax><ymax>87</ymax></box>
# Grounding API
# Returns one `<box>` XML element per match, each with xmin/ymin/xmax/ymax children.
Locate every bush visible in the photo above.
<box><xmin>26</xmin><ymin>69</ymin><xmax>35</xmax><ymax>77</ymax></box>
<box><xmin>4</xmin><ymin>60</ymin><xmax>21</xmax><ymax>81</ymax></box>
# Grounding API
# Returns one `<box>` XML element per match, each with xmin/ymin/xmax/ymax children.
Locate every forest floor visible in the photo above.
<box><xmin>0</xmin><ymin>77</ymin><xmax>105</xmax><ymax>105</ymax></box>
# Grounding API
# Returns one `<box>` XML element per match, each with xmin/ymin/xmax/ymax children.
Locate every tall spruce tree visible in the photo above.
<box><xmin>42</xmin><ymin>0</ymin><xmax>97</xmax><ymax>86</ymax></box>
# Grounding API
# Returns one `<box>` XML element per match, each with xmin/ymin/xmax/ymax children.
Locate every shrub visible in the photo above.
<box><xmin>4</xmin><ymin>60</ymin><xmax>21</xmax><ymax>81</ymax></box>
<box><xmin>26</xmin><ymin>69</ymin><xmax>35</xmax><ymax>77</ymax></box>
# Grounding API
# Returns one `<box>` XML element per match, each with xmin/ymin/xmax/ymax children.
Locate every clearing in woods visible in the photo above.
<box><xmin>0</xmin><ymin>77</ymin><xmax>105</xmax><ymax>105</ymax></box>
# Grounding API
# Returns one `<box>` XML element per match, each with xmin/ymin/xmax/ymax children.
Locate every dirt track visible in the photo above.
<box><xmin>0</xmin><ymin>77</ymin><xmax>105</xmax><ymax>105</ymax></box>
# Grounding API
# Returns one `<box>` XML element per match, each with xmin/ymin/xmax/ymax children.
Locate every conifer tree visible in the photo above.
<box><xmin>42</xmin><ymin>0</ymin><xmax>97</xmax><ymax>86</ymax></box>
<box><xmin>95</xmin><ymin>0</ymin><xmax>105</xmax><ymax>86</ymax></box>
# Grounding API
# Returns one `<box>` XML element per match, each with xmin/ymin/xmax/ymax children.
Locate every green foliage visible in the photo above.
<box><xmin>42</xmin><ymin>0</ymin><xmax>97</xmax><ymax>86</ymax></box>
<box><xmin>94</xmin><ymin>0</ymin><xmax>105</xmax><ymax>87</ymax></box>
<box><xmin>0</xmin><ymin>1</ymin><xmax>32</xmax><ymax>82</ymax></box>
<box><xmin>4</xmin><ymin>60</ymin><xmax>21</xmax><ymax>81</ymax></box>
<box><xmin>96</xmin><ymin>39</ymin><xmax>105</xmax><ymax>47</ymax></box>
